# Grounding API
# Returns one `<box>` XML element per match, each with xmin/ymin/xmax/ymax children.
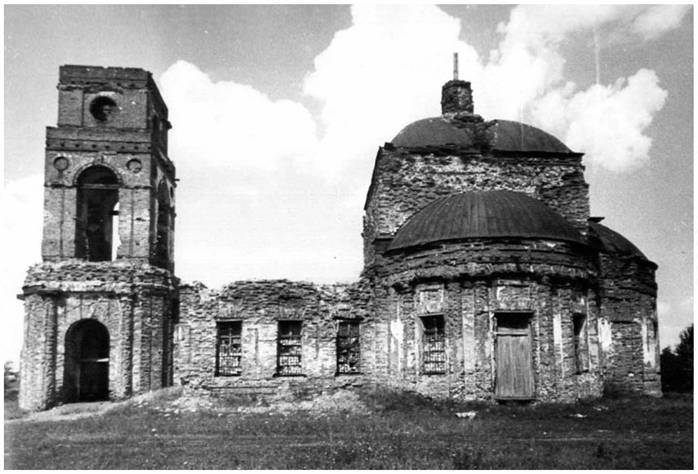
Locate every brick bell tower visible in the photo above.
<box><xmin>19</xmin><ymin>66</ymin><xmax>179</xmax><ymax>411</ymax></box>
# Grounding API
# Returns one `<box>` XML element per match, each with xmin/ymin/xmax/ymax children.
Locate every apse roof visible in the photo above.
<box><xmin>388</xmin><ymin>190</ymin><xmax>585</xmax><ymax>251</ymax></box>
<box><xmin>588</xmin><ymin>221</ymin><xmax>648</xmax><ymax>260</ymax></box>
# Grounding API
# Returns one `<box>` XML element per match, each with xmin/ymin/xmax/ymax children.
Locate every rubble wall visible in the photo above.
<box><xmin>43</xmin><ymin>64</ymin><xmax>176</xmax><ymax>267</ymax></box>
<box><xmin>19</xmin><ymin>261</ymin><xmax>177</xmax><ymax>411</ymax></box>
<box><xmin>597</xmin><ymin>254</ymin><xmax>660</xmax><ymax>395</ymax></box>
<box><xmin>371</xmin><ymin>239</ymin><xmax>602</xmax><ymax>402</ymax></box>
<box><xmin>363</xmin><ymin>148</ymin><xmax>589</xmax><ymax>266</ymax></box>
<box><xmin>174</xmin><ymin>279</ymin><xmax>374</xmax><ymax>395</ymax></box>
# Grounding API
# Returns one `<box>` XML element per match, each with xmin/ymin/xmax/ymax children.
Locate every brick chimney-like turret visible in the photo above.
<box><xmin>441</xmin><ymin>53</ymin><xmax>474</xmax><ymax>116</ymax></box>
<box><xmin>441</xmin><ymin>80</ymin><xmax>473</xmax><ymax>115</ymax></box>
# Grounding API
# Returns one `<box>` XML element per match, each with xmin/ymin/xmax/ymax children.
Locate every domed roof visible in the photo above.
<box><xmin>389</xmin><ymin>190</ymin><xmax>585</xmax><ymax>251</ymax></box>
<box><xmin>588</xmin><ymin>221</ymin><xmax>647</xmax><ymax>260</ymax></box>
<box><xmin>391</xmin><ymin>117</ymin><xmax>573</xmax><ymax>154</ymax></box>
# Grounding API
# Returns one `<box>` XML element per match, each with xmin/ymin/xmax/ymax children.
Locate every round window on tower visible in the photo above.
<box><xmin>53</xmin><ymin>156</ymin><xmax>70</xmax><ymax>172</ymax></box>
<box><xmin>127</xmin><ymin>158</ymin><xmax>143</xmax><ymax>173</ymax></box>
<box><xmin>89</xmin><ymin>96</ymin><xmax>118</xmax><ymax>122</ymax></box>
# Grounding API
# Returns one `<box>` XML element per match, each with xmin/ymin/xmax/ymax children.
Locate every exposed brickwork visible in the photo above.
<box><xmin>19</xmin><ymin>261</ymin><xmax>177</xmax><ymax>411</ymax></box>
<box><xmin>366</xmin><ymin>239</ymin><xmax>603</xmax><ymax>402</ymax></box>
<box><xmin>173</xmin><ymin>280</ymin><xmax>373</xmax><ymax>396</ymax></box>
<box><xmin>363</xmin><ymin>149</ymin><xmax>589</xmax><ymax>267</ymax></box>
<box><xmin>43</xmin><ymin>65</ymin><xmax>175</xmax><ymax>270</ymax></box>
<box><xmin>441</xmin><ymin>80</ymin><xmax>474</xmax><ymax>115</ymax></box>
<box><xmin>20</xmin><ymin>66</ymin><xmax>660</xmax><ymax>410</ymax></box>
<box><xmin>596</xmin><ymin>253</ymin><xmax>660</xmax><ymax>395</ymax></box>
<box><xmin>20</xmin><ymin>65</ymin><xmax>179</xmax><ymax>411</ymax></box>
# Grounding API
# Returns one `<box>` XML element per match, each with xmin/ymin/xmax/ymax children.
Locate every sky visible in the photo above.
<box><xmin>2</xmin><ymin>4</ymin><xmax>693</xmax><ymax>365</ymax></box>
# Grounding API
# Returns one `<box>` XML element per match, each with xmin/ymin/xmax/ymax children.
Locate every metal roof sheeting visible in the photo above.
<box><xmin>492</xmin><ymin>120</ymin><xmax>571</xmax><ymax>153</ymax></box>
<box><xmin>391</xmin><ymin>117</ymin><xmax>573</xmax><ymax>154</ymax></box>
<box><xmin>388</xmin><ymin>190</ymin><xmax>585</xmax><ymax>251</ymax></box>
<box><xmin>588</xmin><ymin>221</ymin><xmax>648</xmax><ymax>260</ymax></box>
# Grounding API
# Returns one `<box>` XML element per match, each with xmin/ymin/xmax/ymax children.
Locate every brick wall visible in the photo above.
<box><xmin>42</xmin><ymin>65</ymin><xmax>176</xmax><ymax>270</ymax></box>
<box><xmin>18</xmin><ymin>261</ymin><xmax>177</xmax><ymax>411</ymax></box>
<box><xmin>369</xmin><ymin>238</ymin><xmax>603</xmax><ymax>402</ymax></box>
<box><xmin>363</xmin><ymin>148</ymin><xmax>589</xmax><ymax>267</ymax></box>
<box><xmin>172</xmin><ymin>239</ymin><xmax>606</xmax><ymax>403</ymax></box>
<box><xmin>174</xmin><ymin>280</ymin><xmax>373</xmax><ymax>395</ymax></box>
<box><xmin>596</xmin><ymin>253</ymin><xmax>660</xmax><ymax>395</ymax></box>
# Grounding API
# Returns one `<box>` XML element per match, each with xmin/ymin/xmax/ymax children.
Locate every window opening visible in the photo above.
<box><xmin>422</xmin><ymin>315</ymin><xmax>446</xmax><ymax>374</ymax></box>
<box><xmin>216</xmin><ymin>321</ymin><xmax>242</xmax><ymax>376</ymax></box>
<box><xmin>573</xmin><ymin>313</ymin><xmax>589</xmax><ymax>374</ymax></box>
<box><xmin>337</xmin><ymin>320</ymin><xmax>360</xmax><ymax>374</ymax></box>
<box><xmin>277</xmin><ymin>321</ymin><xmax>302</xmax><ymax>376</ymax></box>
<box><xmin>76</xmin><ymin>166</ymin><xmax>119</xmax><ymax>261</ymax></box>
<box><xmin>90</xmin><ymin>96</ymin><xmax>117</xmax><ymax>122</ymax></box>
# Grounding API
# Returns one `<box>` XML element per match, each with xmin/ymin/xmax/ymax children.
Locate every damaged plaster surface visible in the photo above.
<box><xmin>19</xmin><ymin>65</ymin><xmax>661</xmax><ymax>411</ymax></box>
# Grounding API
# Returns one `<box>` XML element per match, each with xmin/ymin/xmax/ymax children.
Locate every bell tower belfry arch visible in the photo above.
<box><xmin>19</xmin><ymin>66</ymin><xmax>179</xmax><ymax>411</ymax></box>
<box><xmin>42</xmin><ymin>65</ymin><xmax>176</xmax><ymax>271</ymax></box>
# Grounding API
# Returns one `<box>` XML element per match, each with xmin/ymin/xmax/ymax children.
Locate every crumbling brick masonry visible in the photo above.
<box><xmin>19</xmin><ymin>65</ymin><xmax>660</xmax><ymax>411</ymax></box>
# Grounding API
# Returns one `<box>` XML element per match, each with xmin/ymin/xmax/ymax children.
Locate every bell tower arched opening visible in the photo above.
<box><xmin>75</xmin><ymin>165</ymin><xmax>119</xmax><ymax>261</ymax></box>
<box><xmin>63</xmin><ymin>319</ymin><xmax>110</xmax><ymax>403</ymax></box>
<box><xmin>153</xmin><ymin>182</ymin><xmax>171</xmax><ymax>270</ymax></box>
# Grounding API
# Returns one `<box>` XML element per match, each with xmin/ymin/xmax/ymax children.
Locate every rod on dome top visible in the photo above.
<box><xmin>453</xmin><ymin>52</ymin><xmax>459</xmax><ymax>80</ymax></box>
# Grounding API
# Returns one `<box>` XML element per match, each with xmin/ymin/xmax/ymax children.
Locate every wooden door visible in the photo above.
<box><xmin>495</xmin><ymin>314</ymin><xmax>535</xmax><ymax>400</ymax></box>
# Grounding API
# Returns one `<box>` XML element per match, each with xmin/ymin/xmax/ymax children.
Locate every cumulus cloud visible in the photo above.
<box><xmin>478</xmin><ymin>4</ymin><xmax>682</xmax><ymax>171</ymax></box>
<box><xmin>0</xmin><ymin>174</ymin><xmax>43</xmax><ymax>363</ymax></box>
<box><xmin>160</xmin><ymin>4</ymin><xmax>686</xmax><ymax>183</ymax></box>
<box><xmin>531</xmin><ymin>69</ymin><xmax>667</xmax><ymax>171</ymax></box>
<box><xmin>161</xmin><ymin>60</ymin><xmax>318</xmax><ymax>174</ymax></box>
<box><xmin>159</xmin><ymin>61</ymin><xmax>365</xmax><ymax>289</ymax></box>
<box><xmin>631</xmin><ymin>5</ymin><xmax>691</xmax><ymax>40</ymax></box>
<box><xmin>301</xmin><ymin>4</ymin><xmax>684</xmax><ymax>174</ymax></box>
<box><xmin>2</xmin><ymin>5</ymin><xmax>690</xmax><ymax>363</ymax></box>
<box><xmin>303</xmin><ymin>4</ymin><xmax>479</xmax><ymax>178</ymax></box>
<box><xmin>154</xmin><ymin>2</ymin><xmax>687</xmax><ymax>292</ymax></box>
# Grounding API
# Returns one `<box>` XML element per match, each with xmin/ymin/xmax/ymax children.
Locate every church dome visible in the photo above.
<box><xmin>391</xmin><ymin>117</ymin><xmax>573</xmax><ymax>154</ymax></box>
<box><xmin>588</xmin><ymin>221</ymin><xmax>648</xmax><ymax>260</ymax></box>
<box><xmin>389</xmin><ymin>71</ymin><xmax>576</xmax><ymax>154</ymax></box>
<box><xmin>389</xmin><ymin>190</ymin><xmax>585</xmax><ymax>251</ymax></box>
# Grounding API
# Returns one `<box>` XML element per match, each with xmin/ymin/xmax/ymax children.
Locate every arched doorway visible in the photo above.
<box><xmin>64</xmin><ymin>319</ymin><xmax>110</xmax><ymax>402</ymax></box>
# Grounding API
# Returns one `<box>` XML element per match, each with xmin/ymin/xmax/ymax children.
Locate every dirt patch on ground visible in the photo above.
<box><xmin>6</xmin><ymin>400</ymin><xmax>113</xmax><ymax>423</ymax></box>
<box><xmin>9</xmin><ymin>386</ymin><xmax>372</xmax><ymax>422</ymax></box>
<box><xmin>136</xmin><ymin>387</ymin><xmax>370</xmax><ymax>416</ymax></box>
<box><xmin>6</xmin><ymin>387</ymin><xmax>185</xmax><ymax>423</ymax></box>
<box><xmin>235</xmin><ymin>389</ymin><xmax>369</xmax><ymax>415</ymax></box>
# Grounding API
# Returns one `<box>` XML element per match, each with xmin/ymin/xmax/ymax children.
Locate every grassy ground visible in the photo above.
<box><xmin>4</xmin><ymin>388</ymin><xmax>693</xmax><ymax>469</ymax></box>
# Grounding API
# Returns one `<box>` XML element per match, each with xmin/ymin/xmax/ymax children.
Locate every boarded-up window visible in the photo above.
<box><xmin>422</xmin><ymin>315</ymin><xmax>446</xmax><ymax>374</ymax></box>
<box><xmin>216</xmin><ymin>321</ymin><xmax>242</xmax><ymax>376</ymax></box>
<box><xmin>277</xmin><ymin>321</ymin><xmax>302</xmax><ymax>376</ymax></box>
<box><xmin>337</xmin><ymin>321</ymin><xmax>360</xmax><ymax>374</ymax></box>
<box><xmin>573</xmin><ymin>313</ymin><xmax>589</xmax><ymax>373</ymax></box>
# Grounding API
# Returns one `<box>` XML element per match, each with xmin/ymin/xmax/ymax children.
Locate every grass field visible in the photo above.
<box><xmin>4</xmin><ymin>388</ymin><xmax>693</xmax><ymax>469</ymax></box>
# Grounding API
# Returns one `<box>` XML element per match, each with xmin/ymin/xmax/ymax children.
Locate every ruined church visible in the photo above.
<box><xmin>19</xmin><ymin>65</ymin><xmax>661</xmax><ymax>411</ymax></box>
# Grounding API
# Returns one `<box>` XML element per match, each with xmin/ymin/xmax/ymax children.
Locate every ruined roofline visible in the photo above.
<box><xmin>179</xmin><ymin>278</ymin><xmax>363</xmax><ymax>293</ymax></box>
<box><xmin>59</xmin><ymin>64</ymin><xmax>169</xmax><ymax>117</ymax></box>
